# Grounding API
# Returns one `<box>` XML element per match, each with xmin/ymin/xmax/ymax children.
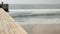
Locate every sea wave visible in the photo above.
<box><xmin>9</xmin><ymin>12</ymin><xmax>60</xmax><ymax>18</ymax></box>
<box><xmin>9</xmin><ymin>9</ymin><xmax>60</xmax><ymax>18</ymax></box>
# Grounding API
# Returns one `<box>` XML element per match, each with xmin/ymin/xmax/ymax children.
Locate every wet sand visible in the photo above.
<box><xmin>20</xmin><ymin>24</ymin><xmax>60</xmax><ymax>34</ymax></box>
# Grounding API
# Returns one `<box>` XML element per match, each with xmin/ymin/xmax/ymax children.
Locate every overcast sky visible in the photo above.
<box><xmin>0</xmin><ymin>0</ymin><xmax>60</xmax><ymax>4</ymax></box>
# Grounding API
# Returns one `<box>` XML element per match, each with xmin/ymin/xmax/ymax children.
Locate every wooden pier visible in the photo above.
<box><xmin>0</xmin><ymin>8</ymin><xmax>28</xmax><ymax>34</ymax></box>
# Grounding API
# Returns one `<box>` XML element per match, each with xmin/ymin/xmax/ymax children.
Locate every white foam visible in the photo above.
<box><xmin>9</xmin><ymin>9</ymin><xmax>60</xmax><ymax>14</ymax></box>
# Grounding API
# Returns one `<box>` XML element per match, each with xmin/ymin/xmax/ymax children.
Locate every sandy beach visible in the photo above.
<box><xmin>15</xmin><ymin>17</ymin><xmax>60</xmax><ymax>34</ymax></box>
<box><xmin>19</xmin><ymin>24</ymin><xmax>60</xmax><ymax>34</ymax></box>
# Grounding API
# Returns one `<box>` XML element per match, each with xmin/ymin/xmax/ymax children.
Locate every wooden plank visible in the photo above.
<box><xmin>0</xmin><ymin>8</ymin><xmax>28</xmax><ymax>34</ymax></box>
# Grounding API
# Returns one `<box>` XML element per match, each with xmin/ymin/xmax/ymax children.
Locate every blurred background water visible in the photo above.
<box><xmin>9</xmin><ymin>4</ymin><xmax>60</xmax><ymax>9</ymax></box>
<box><xmin>8</xmin><ymin>4</ymin><xmax>60</xmax><ymax>34</ymax></box>
<box><xmin>9</xmin><ymin>4</ymin><xmax>60</xmax><ymax>24</ymax></box>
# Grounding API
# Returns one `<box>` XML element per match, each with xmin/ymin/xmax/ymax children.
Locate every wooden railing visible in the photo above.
<box><xmin>0</xmin><ymin>8</ymin><xmax>28</xmax><ymax>34</ymax></box>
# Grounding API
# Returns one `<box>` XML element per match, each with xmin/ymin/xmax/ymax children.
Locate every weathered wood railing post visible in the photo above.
<box><xmin>0</xmin><ymin>2</ymin><xmax>9</xmax><ymax>12</ymax></box>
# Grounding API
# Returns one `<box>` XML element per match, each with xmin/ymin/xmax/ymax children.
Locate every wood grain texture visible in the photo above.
<box><xmin>0</xmin><ymin>8</ymin><xmax>28</xmax><ymax>34</ymax></box>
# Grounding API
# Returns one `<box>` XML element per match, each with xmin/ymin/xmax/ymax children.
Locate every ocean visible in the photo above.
<box><xmin>8</xmin><ymin>4</ymin><xmax>60</xmax><ymax>34</ymax></box>
<box><xmin>9</xmin><ymin>9</ymin><xmax>60</xmax><ymax>24</ymax></box>
<box><xmin>9</xmin><ymin>4</ymin><xmax>60</xmax><ymax>9</ymax></box>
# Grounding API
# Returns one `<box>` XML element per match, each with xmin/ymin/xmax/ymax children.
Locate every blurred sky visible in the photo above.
<box><xmin>0</xmin><ymin>0</ymin><xmax>60</xmax><ymax>4</ymax></box>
